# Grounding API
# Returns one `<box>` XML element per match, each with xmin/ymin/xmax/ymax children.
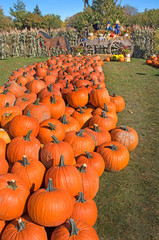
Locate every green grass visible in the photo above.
<box><xmin>0</xmin><ymin>57</ymin><xmax>159</xmax><ymax>240</ymax></box>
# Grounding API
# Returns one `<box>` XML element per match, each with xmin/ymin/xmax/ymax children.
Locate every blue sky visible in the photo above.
<box><xmin>1</xmin><ymin>0</ymin><xmax>159</xmax><ymax>21</ymax></box>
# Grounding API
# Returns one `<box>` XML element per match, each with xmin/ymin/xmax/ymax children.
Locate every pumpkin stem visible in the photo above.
<box><xmin>97</xmin><ymin>84</ymin><xmax>100</xmax><ymax>89</ymax></box>
<box><xmin>22</xmin><ymin>155</ymin><xmax>30</xmax><ymax>166</ymax></box>
<box><xmin>78</xmin><ymin>106</ymin><xmax>84</xmax><ymax>114</ymax></box>
<box><xmin>50</xmin><ymin>94</ymin><xmax>56</xmax><ymax>103</ymax></box>
<box><xmin>2</xmin><ymin>89</ymin><xmax>9</xmax><ymax>95</ymax></box>
<box><xmin>16</xmin><ymin>218</ymin><xmax>26</xmax><ymax>232</ymax></box>
<box><xmin>78</xmin><ymin>163</ymin><xmax>87</xmax><ymax>173</ymax></box>
<box><xmin>26</xmin><ymin>110</ymin><xmax>31</xmax><ymax>117</ymax></box>
<box><xmin>51</xmin><ymin>135</ymin><xmax>60</xmax><ymax>143</ymax></box>
<box><xmin>5</xmin><ymin>102</ymin><xmax>10</xmax><ymax>107</ymax></box>
<box><xmin>48</xmin><ymin>122</ymin><xmax>56</xmax><ymax>131</ymax></box>
<box><xmin>76</xmin><ymin>129</ymin><xmax>84</xmax><ymax>137</ymax></box>
<box><xmin>76</xmin><ymin>192</ymin><xmax>86</xmax><ymax>203</ymax></box>
<box><xmin>85</xmin><ymin>151</ymin><xmax>93</xmax><ymax>159</ymax></box>
<box><xmin>69</xmin><ymin>218</ymin><xmax>80</xmax><ymax>236</ymax></box>
<box><xmin>120</xmin><ymin>125</ymin><xmax>129</xmax><ymax>131</ymax></box>
<box><xmin>104</xmin><ymin>103</ymin><xmax>108</xmax><ymax>112</ymax></box>
<box><xmin>3</xmin><ymin>112</ymin><xmax>12</xmax><ymax>117</ymax></box>
<box><xmin>73</xmin><ymin>85</ymin><xmax>78</xmax><ymax>91</ymax></box>
<box><xmin>93</xmin><ymin>124</ymin><xmax>100</xmax><ymax>132</ymax></box>
<box><xmin>101</xmin><ymin>111</ymin><xmax>107</xmax><ymax>118</ymax></box>
<box><xmin>46</xmin><ymin>178</ymin><xmax>56</xmax><ymax>192</ymax></box>
<box><xmin>47</xmin><ymin>84</ymin><xmax>53</xmax><ymax>92</ymax></box>
<box><xmin>21</xmin><ymin>97</ymin><xmax>28</xmax><ymax>101</ymax></box>
<box><xmin>61</xmin><ymin>115</ymin><xmax>68</xmax><ymax>124</ymax></box>
<box><xmin>25</xmin><ymin>89</ymin><xmax>30</xmax><ymax>94</ymax></box>
<box><xmin>112</xmin><ymin>92</ymin><xmax>116</xmax><ymax>97</ymax></box>
<box><xmin>58</xmin><ymin>155</ymin><xmax>65</xmax><ymax>167</ymax></box>
<box><xmin>23</xmin><ymin>130</ymin><xmax>32</xmax><ymax>141</ymax></box>
<box><xmin>105</xmin><ymin>144</ymin><xmax>118</xmax><ymax>151</ymax></box>
<box><xmin>7</xmin><ymin>180</ymin><xmax>18</xmax><ymax>190</ymax></box>
<box><xmin>33</xmin><ymin>98</ymin><xmax>40</xmax><ymax>105</ymax></box>
<box><xmin>65</xmin><ymin>80</ymin><xmax>69</xmax><ymax>89</ymax></box>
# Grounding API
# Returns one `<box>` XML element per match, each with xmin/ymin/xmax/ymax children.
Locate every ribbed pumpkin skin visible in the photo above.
<box><xmin>89</xmin><ymin>113</ymin><xmax>116</xmax><ymax>131</ymax></box>
<box><xmin>11</xmin><ymin>156</ymin><xmax>46</xmax><ymax>192</ymax></box>
<box><xmin>97</xmin><ymin>141</ymin><xmax>130</xmax><ymax>171</ymax></box>
<box><xmin>45</xmin><ymin>160</ymin><xmax>82</xmax><ymax>197</ymax></box>
<box><xmin>84</xmin><ymin>125</ymin><xmax>111</xmax><ymax>147</ymax></box>
<box><xmin>76</xmin><ymin>152</ymin><xmax>105</xmax><ymax>177</ymax></box>
<box><xmin>60</xmin><ymin>115</ymin><xmax>81</xmax><ymax>133</ymax></box>
<box><xmin>0</xmin><ymin>91</ymin><xmax>16</xmax><ymax>108</ymax></box>
<box><xmin>0</xmin><ymin>173</ymin><xmax>30</xmax><ymax>221</ymax></box>
<box><xmin>77</xmin><ymin>165</ymin><xmax>99</xmax><ymax>200</ymax></box>
<box><xmin>110</xmin><ymin>126</ymin><xmax>139</xmax><ymax>151</ymax></box>
<box><xmin>0</xmin><ymin>138</ymin><xmax>6</xmax><ymax>158</ymax></box>
<box><xmin>1</xmin><ymin>218</ymin><xmax>48</xmax><ymax>240</ymax></box>
<box><xmin>7</xmin><ymin>134</ymin><xmax>41</xmax><ymax>163</ymax></box>
<box><xmin>64</xmin><ymin>130</ymin><xmax>95</xmax><ymax>158</ymax></box>
<box><xmin>38</xmin><ymin>119</ymin><xmax>65</xmax><ymax>144</ymax></box>
<box><xmin>9</xmin><ymin>115</ymin><xmax>39</xmax><ymax>138</ymax></box>
<box><xmin>27</xmin><ymin>182</ymin><xmax>73</xmax><ymax>227</ymax></box>
<box><xmin>90</xmin><ymin>87</ymin><xmax>110</xmax><ymax>108</ymax></box>
<box><xmin>0</xmin><ymin>220</ymin><xmax>5</xmax><ymax>237</ymax></box>
<box><xmin>110</xmin><ymin>94</ymin><xmax>125</xmax><ymax>113</ymax></box>
<box><xmin>0</xmin><ymin>156</ymin><xmax>8</xmax><ymax>174</ymax></box>
<box><xmin>51</xmin><ymin>219</ymin><xmax>99</xmax><ymax>240</ymax></box>
<box><xmin>66</xmin><ymin>88</ymin><xmax>88</xmax><ymax>108</ymax></box>
<box><xmin>40</xmin><ymin>139</ymin><xmax>75</xmax><ymax>169</ymax></box>
<box><xmin>71</xmin><ymin>193</ymin><xmax>98</xmax><ymax>226</ymax></box>
<box><xmin>24</xmin><ymin>101</ymin><xmax>51</xmax><ymax>123</ymax></box>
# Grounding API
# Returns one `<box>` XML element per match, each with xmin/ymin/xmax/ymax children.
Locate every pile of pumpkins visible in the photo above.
<box><xmin>146</xmin><ymin>55</ymin><xmax>159</xmax><ymax>68</ymax></box>
<box><xmin>105</xmin><ymin>54</ymin><xmax>125</xmax><ymax>62</ymax></box>
<box><xmin>0</xmin><ymin>54</ymin><xmax>139</xmax><ymax>239</ymax></box>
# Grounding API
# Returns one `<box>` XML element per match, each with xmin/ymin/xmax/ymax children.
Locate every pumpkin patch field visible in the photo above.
<box><xmin>0</xmin><ymin>57</ymin><xmax>158</xmax><ymax>240</ymax></box>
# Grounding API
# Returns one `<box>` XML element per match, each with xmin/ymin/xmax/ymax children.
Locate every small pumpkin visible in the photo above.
<box><xmin>110</xmin><ymin>93</ymin><xmax>125</xmax><ymax>112</ymax></box>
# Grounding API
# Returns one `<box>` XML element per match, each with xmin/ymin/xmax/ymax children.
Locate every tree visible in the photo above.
<box><xmin>23</xmin><ymin>12</ymin><xmax>43</xmax><ymax>29</ymax></box>
<box><xmin>0</xmin><ymin>6</ymin><xmax>13</xmax><ymax>30</ymax></box>
<box><xmin>33</xmin><ymin>5</ymin><xmax>42</xmax><ymax>17</ymax></box>
<box><xmin>82</xmin><ymin>0</ymin><xmax>90</xmax><ymax>8</ymax></box>
<box><xmin>43</xmin><ymin>14</ymin><xmax>63</xmax><ymax>31</ymax></box>
<box><xmin>123</xmin><ymin>5</ymin><xmax>138</xmax><ymax>17</ymax></box>
<box><xmin>9</xmin><ymin>0</ymin><xmax>27</xmax><ymax>29</ymax></box>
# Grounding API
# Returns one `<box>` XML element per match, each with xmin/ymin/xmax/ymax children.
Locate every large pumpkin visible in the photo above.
<box><xmin>27</xmin><ymin>178</ymin><xmax>73</xmax><ymax>227</ymax></box>
<box><xmin>51</xmin><ymin>218</ymin><xmax>99</xmax><ymax>240</ymax></box>
<box><xmin>45</xmin><ymin>155</ymin><xmax>82</xmax><ymax>197</ymax></box>
<box><xmin>110</xmin><ymin>125</ymin><xmax>139</xmax><ymax>151</ymax></box>
<box><xmin>0</xmin><ymin>173</ymin><xmax>30</xmax><ymax>220</ymax></box>
<box><xmin>97</xmin><ymin>141</ymin><xmax>130</xmax><ymax>171</ymax></box>
<box><xmin>1</xmin><ymin>217</ymin><xmax>48</xmax><ymax>240</ymax></box>
<box><xmin>110</xmin><ymin>93</ymin><xmax>125</xmax><ymax>113</ymax></box>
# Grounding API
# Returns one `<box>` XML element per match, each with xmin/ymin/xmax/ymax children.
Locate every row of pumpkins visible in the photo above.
<box><xmin>0</xmin><ymin>54</ymin><xmax>139</xmax><ymax>239</ymax></box>
<box><xmin>146</xmin><ymin>54</ymin><xmax>159</xmax><ymax>68</ymax></box>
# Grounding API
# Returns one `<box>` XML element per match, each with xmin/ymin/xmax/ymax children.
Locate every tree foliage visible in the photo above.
<box><xmin>9</xmin><ymin>0</ymin><xmax>27</xmax><ymax>29</ymax></box>
<box><xmin>0</xmin><ymin>6</ymin><xmax>12</xmax><ymax>31</ymax></box>
<box><xmin>33</xmin><ymin>5</ymin><xmax>42</xmax><ymax>17</ymax></box>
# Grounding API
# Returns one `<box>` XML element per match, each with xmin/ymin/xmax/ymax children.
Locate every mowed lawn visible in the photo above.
<box><xmin>0</xmin><ymin>57</ymin><xmax>159</xmax><ymax>240</ymax></box>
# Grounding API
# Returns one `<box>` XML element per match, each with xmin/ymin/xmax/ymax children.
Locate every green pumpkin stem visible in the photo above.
<box><xmin>50</xmin><ymin>94</ymin><xmax>56</xmax><ymax>103</ymax></box>
<box><xmin>23</xmin><ymin>130</ymin><xmax>32</xmax><ymax>141</ymax></box>
<box><xmin>104</xmin><ymin>103</ymin><xmax>108</xmax><ymax>112</ymax></box>
<box><xmin>85</xmin><ymin>151</ymin><xmax>93</xmax><ymax>159</ymax></box>
<box><xmin>93</xmin><ymin>124</ymin><xmax>100</xmax><ymax>132</ymax></box>
<box><xmin>16</xmin><ymin>218</ymin><xmax>26</xmax><ymax>232</ymax></box>
<box><xmin>61</xmin><ymin>115</ymin><xmax>68</xmax><ymax>124</ymax></box>
<box><xmin>78</xmin><ymin>106</ymin><xmax>84</xmax><ymax>114</ymax></box>
<box><xmin>46</xmin><ymin>178</ymin><xmax>56</xmax><ymax>192</ymax></box>
<box><xmin>101</xmin><ymin>111</ymin><xmax>107</xmax><ymax>118</ymax></box>
<box><xmin>5</xmin><ymin>102</ymin><xmax>10</xmax><ymax>107</ymax></box>
<box><xmin>76</xmin><ymin>192</ymin><xmax>86</xmax><ymax>203</ymax></box>
<box><xmin>22</xmin><ymin>155</ymin><xmax>30</xmax><ymax>166</ymax></box>
<box><xmin>26</xmin><ymin>110</ymin><xmax>31</xmax><ymax>117</ymax></box>
<box><xmin>47</xmin><ymin>84</ymin><xmax>53</xmax><ymax>92</ymax></box>
<box><xmin>78</xmin><ymin>163</ymin><xmax>87</xmax><ymax>173</ymax></box>
<box><xmin>51</xmin><ymin>135</ymin><xmax>60</xmax><ymax>143</ymax></box>
<box><xmin>65</xmin><ymin>80</ymin><xmax>69</xmax><ymax>89</ymax></box>
<box><xmin>97</xmin><ymin>84</ymin><xmax>101</xmax><ymax>89</ymax></box>
<box><xmin>21</xmin><ymin>98</ymin><xmax>28</xmax><ymax>101</ymax></box>
<box><xmin>33</xmin><ymin>98</ymin><xmax>40</xmax><ymax>105</ymax></box>
<box><xmin>7</xmin><ymin>180</ymin><xmax>18</xmax><ymax>190</ymax></box>
<box><xmin>73</xmin><ymin>85</ymin><xmax>78</xmax><ymax>91</ymax></box>
<box><xmin>2</xmin><ymin>89</ymin><xmax>9</xmax><ymax>95</ymax></box>
<box><xmin>69</xmin><ymin>218</ymin><xmax>80</xmax><ymax>236</ymax></box>
<box><xmin>76</xmin><ymin>129</ymin><xmax>85</xmax><ymax>137</ymax></box>
<box><xmin>112</xmin><ymin>92</ymin><xmax>116</xmax><ymax>97</ymax></box>
<box><xmin>48</xmin><ymin>122</ymin><xmax>56</xmax><ymax>131</ymax></box>
<box><xmin>120</xmin><ymin>125</ymin><xmax>129</xmax><ymax>131</ymax></box>
<box><xmin>58</xmin><ymin>155</ymin><xmax>65</xmax><ymax>167</ymax></box>
<box><xmin>25</xmin><ymin>89</ymin><xmax>30</xmax><ymax>94</ymax></box>
<box><xmin>105</xmin><ymin>144</ymin><xmax>118</xmax><ymax>151</ymax></box>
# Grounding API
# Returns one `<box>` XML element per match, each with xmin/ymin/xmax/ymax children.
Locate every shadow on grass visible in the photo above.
<box><xmin>136</xmin><ymin>73</ymin><xmax>146</xmax><ymax>75</ymax></box>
